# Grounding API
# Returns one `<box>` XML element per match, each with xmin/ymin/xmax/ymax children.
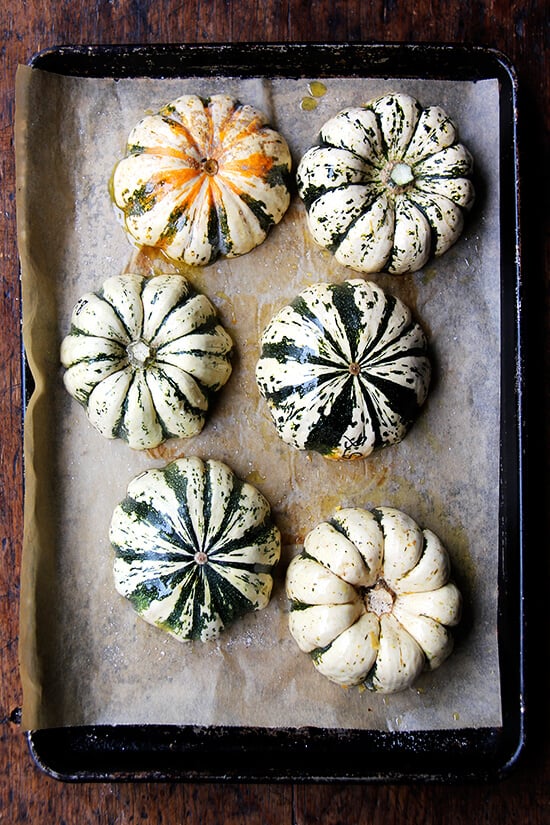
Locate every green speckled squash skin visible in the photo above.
<box><xmin>296</xmin><ymin>92</ymin><xmax>475</xmax><ymax>274</ymax></box>
<box><xmin>60</xmin><ymin>273</ymin><xmax>233</xmax><ymax>450</ymax></box>
<box><xmin>255</xmin><ymin>278</ymin><xmax>431</xmax><ymax>460</ymax></box>
<box><xmin>286</xmin><ymin>506</ymin><xmax>462</xmax><ymax>693</ymax></box>
<box><xmin>110</xmin><ymin>457</ymin><xmax>281</xmax><ymax>642</ymax></box>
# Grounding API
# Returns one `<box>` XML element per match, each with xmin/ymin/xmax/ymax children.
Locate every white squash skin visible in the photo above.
<box><xmin>388</xmin><ymin>195</ymin><xmax>431</xmax><ymax>273</ymax></box>
<box><xmin>333</xmin><ymin>194</ymin><xmax>396</xmax><ymax>273</ymax></box>
<box><xmin>371</xmin><ymin>93</ymin><xmax>423</xmax><ymax>159</ymax></box>
<box><xmin>393</xmin><ymin>529</ymin><xmax>451</xmax><ymax>593</ymax></box>
<box><xmin>307</xmin><ymin>184</ymin><xmax>381</xmax><ymax>249</ymax></box>
<box><xmin>286</xmin><ymin>556</ymin><xmax>357</xmax><ymax>605</ymax></box>
<box><xmin>303</xmin><ymin>522</ymin><xmax>372</xmax><ymax>587</ymax></box>
<box><xmin>330</xmin><ymin>508</ymin><xmax>384</xmax><ymax>585</ymax></box>
<box><xmin>313</xmin><ymin>612</ymin><xmax>380</xmax><ymax>686</ymax></box>
<box><xmin>286</xmin><ymin>507</ymin><xmax>462</xmax><ymax>694</ymax></box>
<box><xmin>297</xmin><ymin>92</ymin><xmax>475</xmax><ymax>274</ymax></box>
<box><xmin>394</xmin><ymin>582</ymin><xmax>462</xmax><ymax>626</ymax></box>
<box><xmin>375</xmin><ymin>507</ymin><xmax>424</xmax><ymax>588</ymax></box>
<box><xmin>368</xmin><ymin>613</ymin><xmax>425</xmax><ymax>693</ymax></box>
<box><xmin>61</xmin><ymin>273</ymin><xmax>233</xmax><ymax>450</ymax></box>
<box><xmin>390</xmin><ymin>603</ymin><xmax>454</xmax><ymax>670</ymax></box>
<box><xmin>289</xmin><ymin>602</ymin><xmax>365</xmax><ymax>653</ymax></box>
<box><xmin>403</xmin><ymin>105</ymin><xmax>457</xmax><ymax>164</ymax></box>
<box><xmin>320</xmin><ymin>108</ymin><xmax>384</xmax><ymax>167</ymax></box>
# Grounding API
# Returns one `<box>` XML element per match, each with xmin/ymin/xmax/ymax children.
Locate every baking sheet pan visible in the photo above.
<box><xmin>18</xmin><ymin>42</ymin><xmax>524</xmax><ymax>782</ymax></box>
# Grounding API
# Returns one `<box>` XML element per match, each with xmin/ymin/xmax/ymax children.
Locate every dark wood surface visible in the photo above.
<box><xmin>1</xmin><ymin>1</ymin><xmax>548</xmax><ymax>822</ymax></box>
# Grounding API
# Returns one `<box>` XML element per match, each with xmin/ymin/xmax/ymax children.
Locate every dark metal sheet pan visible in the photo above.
<box><xmin>23</xmin><ymin>41</ymin><xmax>525</xmax><ymax>783</ymax></box>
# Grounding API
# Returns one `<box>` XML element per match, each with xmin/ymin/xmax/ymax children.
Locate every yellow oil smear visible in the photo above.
<box><xmin>421</xmin><ymin>266</ymin><xmax>438</xmax><ymax>286</ymax></box>
<box><xmin>124</xmin><ymin>245</ymin><xmax>172</xmax><ymax>277</ymax></box>
<box><xmin>147</xmin><ymin>441</ymin><xmax>187</xmax><ymax>463</ymax></box>
<box><xmin>300</xmin><ymin>96</ymin><xmax>318</xmax><ymax>111</ymax></box>
<box><xmin>246</xmin><ymin>469</ymin><xmax>266</xmax><ymax>485</ymax></box>
<box><xmin>308</xmin><ymin>81</ymin><xmax>327</xmax><ymax>98</ymax></box>
<box><xmin>300</xmin><ymin>81</ymin><xmax>328</xmax><ymax>112</ymax></box>
<box><xmin>215</xmin><ymin>290</ymin><xmax>237</xmax><ymax>325</ymax></box>
<box><xmin>126</xmin><ymin>244</ymin><xmax>198</xmax><ymax>281</ymax></box>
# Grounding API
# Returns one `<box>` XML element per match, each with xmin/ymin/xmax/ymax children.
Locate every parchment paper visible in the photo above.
<box><xmin>16</xmin><ymin>64</ymin><xmax>502</xmax><ymax>732</ymax></box>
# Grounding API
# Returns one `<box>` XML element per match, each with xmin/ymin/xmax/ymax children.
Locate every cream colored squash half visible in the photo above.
<box><xmin>286</xmin><ymin>506</ymin><xmax>461</xmax><ymax>693</ymax></box>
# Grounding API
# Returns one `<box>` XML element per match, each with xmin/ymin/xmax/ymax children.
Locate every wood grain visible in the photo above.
<box><xmin>1</xmin><ymin>0</ymin><xmax>548</xmax><ymax>822</ymax></box>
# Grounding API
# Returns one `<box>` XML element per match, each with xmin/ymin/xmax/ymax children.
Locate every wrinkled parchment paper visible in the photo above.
<box><xmin>16</xmin><ymin>64</ymin><xmax>502</xmax><ymax>732</ymax></box>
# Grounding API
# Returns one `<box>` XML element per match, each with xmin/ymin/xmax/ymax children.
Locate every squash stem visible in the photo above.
<box><xmin>365</xmin><ymin>579</ymin><xmax>395</xmax><ymax>616</ymax></box>
<box><xmin>387</xmin><ymin>161</ymin><xmax>414</xmax><ymax>190</ymax></box>
<box><xmin>127</xmin><ymin>338</ymin><xmax>155</xmax><ymax>369</ymax></box>
<box><xmin>201</xmin><ymin>158</ymin><xmax>219</xmax><ymax>176</ymax></box>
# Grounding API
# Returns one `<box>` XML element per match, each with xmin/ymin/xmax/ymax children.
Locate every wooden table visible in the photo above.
<box><xmin>1</xmin><ymin>1</ymin><xmax>548</xmax><ymax>821</ymax></box>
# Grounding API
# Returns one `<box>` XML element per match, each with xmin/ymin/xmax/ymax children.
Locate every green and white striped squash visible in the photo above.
<box><xmin>112</xmin><ymin>93</ymin><xmax>292</xmax><ymax>265</ymax></box>
<box><xmin>286</xmin><ymin>506</ymin><xmax>461</xmax><ymax>693</ymax></box>
<box><xmin>110</xmin><ymin>457</ymin><xmax>281</xmax><ymax>642</ymax></box>
<box><xmin>255</xmin><ymin>278</ymin><xmax>431</xmax><ymax>460</ymax></box>
<box><xmin>60</xmin><ymin>273</ymin><xmax>233</xmax><ymax>450</ymax></box>
<box><xmin>296</xmin><ymin>92</ymin><xmax>475</xmax><ymax>274</ymax></box>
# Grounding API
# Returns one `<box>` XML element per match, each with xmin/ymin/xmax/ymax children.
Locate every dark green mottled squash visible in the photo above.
<box><xmin>255</xmin><ymin>278</ymin><xmax>431</xmax><ymax>460</ymax></box>
<box><xmin>110</xmin><ymin>457</ymin><xmax>281</xmax><ymax>642</ymax></box>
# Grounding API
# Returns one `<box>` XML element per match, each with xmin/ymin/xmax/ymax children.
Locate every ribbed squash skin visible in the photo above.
<box><xmin>110</xmin><ymin>457</ymin><xmax>281</xmax><ymax>642</ymax></box>
<box><xmin>60</xmin><ymin>273</ymin><xmax>233</xmax><ymax>450</ymax></box>
<box><xmin>255</xmin><ymin>279</ymin><xmax>431</xmax><ymax>460</ymax></box>
<box><xmin>112</xmin><ymin>93</ymin><xmax>292</xmax><ymax>265</ymax></box>
<box><xmin>296</xmin><ymin>92</ymin><xmax>475</xmax><ymax>274</ymax></box>
<box><xmin>286</xmin><ymin>506</ymin><xmax>461</xmax><ymax>693</ymax></box>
